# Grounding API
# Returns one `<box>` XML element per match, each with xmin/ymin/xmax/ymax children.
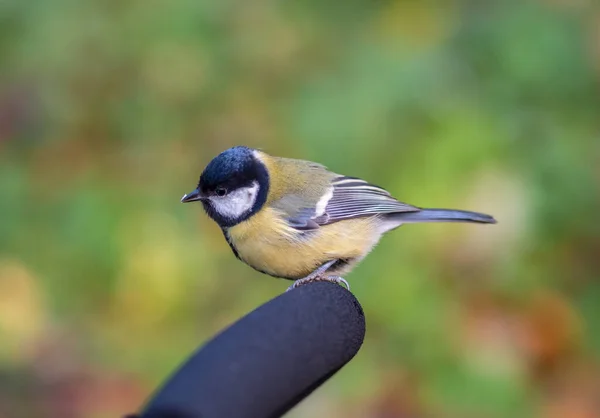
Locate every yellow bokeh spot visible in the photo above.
<box><xmin>0</xmin><ymin>260</ymin><xmax>47</xmax><ymax>364</ymax></box>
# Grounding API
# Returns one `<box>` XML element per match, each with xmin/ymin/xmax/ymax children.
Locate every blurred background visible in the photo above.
<box><xmin>1</xmin><ymin>0</ymin><xmax>599</xmax><ymax>417</ymax></box>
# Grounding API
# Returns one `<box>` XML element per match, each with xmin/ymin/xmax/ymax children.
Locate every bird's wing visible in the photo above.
<box><xmin>276</xmin><ymin>176</ymin><xmax>420</xmax><ymax>230</ymax></box>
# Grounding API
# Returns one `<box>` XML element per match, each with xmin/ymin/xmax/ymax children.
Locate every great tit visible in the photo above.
<box><xmin>182</xmin><ymin>146</ymin><xmax>496</xmax><ymax>290</ymax></box>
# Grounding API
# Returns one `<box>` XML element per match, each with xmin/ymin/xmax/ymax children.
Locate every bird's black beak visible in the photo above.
<box><xmin>181</xmin><ymin>188</ymin><xmax>205</xmax><ymax>203</ymax></box>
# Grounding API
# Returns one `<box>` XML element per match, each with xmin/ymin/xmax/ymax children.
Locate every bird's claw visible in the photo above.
<box><xmin>286</xmin><ymin>275</ymin><xmax>350</xmax><ymax>292</ymax></box>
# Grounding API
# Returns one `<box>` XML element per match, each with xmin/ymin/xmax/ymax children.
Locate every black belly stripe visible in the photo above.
<box><xmin>221</xmin><ymin>228</ymin><xmax>289</xmax><ymax>279</ymax></box>
<box><xmin>222</xmin><ymin>228</ymin><xmax>241</xmax><ymax>260</ymax></box>
<box><xmin>221</xmin><ymin>229</ymin><xmax>353</xmax><ymax>280</ymax></box>
<box><xmin>331</xmin><ymin>258</ymin><xmax>351</xmax><ymax>272</ymax></box>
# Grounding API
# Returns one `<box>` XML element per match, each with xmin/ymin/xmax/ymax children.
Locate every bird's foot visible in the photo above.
<box><xmin>325</xmin><ymin>275</ymin><xmax>350</xmax><ymax>290</ymax></box>
<box><xmin>286</xmin><ymin>275</ymin><xmax>350</xmax><ymax>292</ymax></box>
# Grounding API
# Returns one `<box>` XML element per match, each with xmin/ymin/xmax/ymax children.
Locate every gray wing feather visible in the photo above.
<box><xmin>273</xmin><ymin>194</ymin><xmax>328</xmax><ymax>230</ymax></box>
<box><xmin>285</xmin><ymin>176</ymin><xmax>419</xmax><ymax>230</ymax></box>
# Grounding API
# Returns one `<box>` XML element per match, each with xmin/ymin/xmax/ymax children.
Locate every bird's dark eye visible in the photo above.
<box><xmin>215</xmin><ymin>187</ymin><xmax>227</xmax><ymax>197</ymax></box>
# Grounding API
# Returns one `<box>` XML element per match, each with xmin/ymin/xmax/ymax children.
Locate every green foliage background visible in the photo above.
<box><xmin>1</xmin><ymin>0</ymin><xmax>599</xmax><ymax>417</ymax></box>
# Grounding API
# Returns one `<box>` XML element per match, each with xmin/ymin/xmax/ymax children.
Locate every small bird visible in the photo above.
<box><xmin>182</xmin><ymin>146</ymin><xmax>496</xmax><ymax>290</ymax></box>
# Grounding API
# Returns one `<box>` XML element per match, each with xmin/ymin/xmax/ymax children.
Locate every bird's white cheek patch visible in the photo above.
<box><xmin>210</xmin><ymin>182</ymin><xmax>259</xmax><ymax>219</ymax></box>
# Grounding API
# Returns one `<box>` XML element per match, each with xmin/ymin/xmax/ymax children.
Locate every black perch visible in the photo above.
<box><xmin>129</xmin><ymin>281</ymin><xmax>366</xmax><ymax>418</ymax></box>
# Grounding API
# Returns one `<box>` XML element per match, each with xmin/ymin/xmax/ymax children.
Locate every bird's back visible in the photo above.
<box><xmin>254</xmin><ymin>152</ymin><xmax>338</xmax><ymax>208</ymax></box>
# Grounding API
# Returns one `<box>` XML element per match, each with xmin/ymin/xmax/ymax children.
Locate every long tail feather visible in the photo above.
<box><xmin>389</xmin><ymin>208</ymin><xmax>496</xmax><ymax>224</ymax></box>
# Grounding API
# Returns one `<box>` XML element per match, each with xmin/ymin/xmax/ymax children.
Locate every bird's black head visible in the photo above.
<box><xmin>181</xmin><ymin>146</ymin><xmax>269</xmax><ymax>227</ymax></box>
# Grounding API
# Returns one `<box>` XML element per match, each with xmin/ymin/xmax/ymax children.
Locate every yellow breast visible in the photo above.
<box><xmin>225</xmin><ymin>208</ymin><xmax>382</xmax><ymax>280</ymax></box>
